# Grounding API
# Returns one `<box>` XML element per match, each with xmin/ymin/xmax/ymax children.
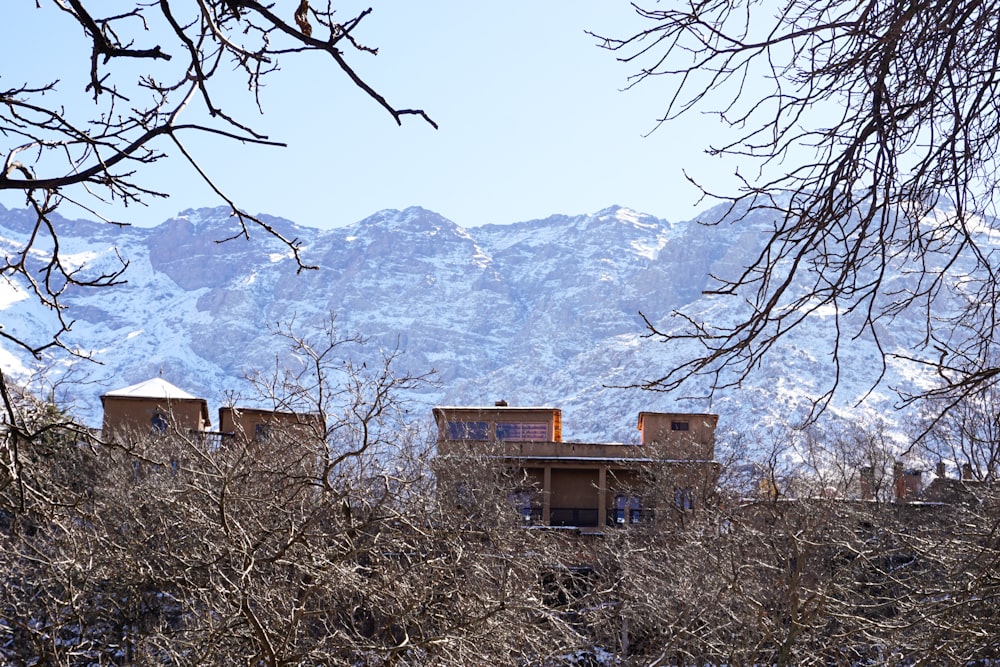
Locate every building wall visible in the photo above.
<box><xmin>218</xmin><ymin>406</ymin><xmax>325</xmax><ymax>443</ymax></box>
<box><xmin>550</xmin><ymin>468</ymin><xmax>600</xmax><ymax>508</ymax></box>
<box><xmin>638</xmin><ymin>412</ymin><xmax>718</xmax><ymax>460</ymax></box>
<box><xmin>101</xmin><ymin>397</ymin><xmax>208</xmax><ymax>439</ymax></box>
<box><xmin>215</xmin><ymin>407</ymin><xmax>327</xmax><ymax>480</ymax></box>
<box><xmin>433</xmin><ymin>406</ymin><xmax>562</xmax><ymax>444</ymax></box>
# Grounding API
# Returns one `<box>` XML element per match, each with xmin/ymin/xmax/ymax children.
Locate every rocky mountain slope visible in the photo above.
<box><xmin>0</xmin><ymin>203</ymin><xmax>958</xmax><ymax>443</ymax></box>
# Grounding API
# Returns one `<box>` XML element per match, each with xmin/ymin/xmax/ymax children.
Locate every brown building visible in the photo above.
<box><xmin>218</xmin><ymin>406</ymin><xmax>325</xmax><ymax>444</ymax></box>
<box><xmin>101</xmin><ymin>378</ymin><xmax>324</xmax><ymax>454</ymax></box>
<box><xmin>101</xmin><ymin>377</ymin><xmax>211</xmax><ymax>440</ymax></box>
<box><xmin>215</xmin><ymin>405</ymin><xmax>327</xmax><ymax>477</ymax></box>
<box><xmin>433</xmin><ymin>403</ymin><xmax>720</xmax><ymax>531</ymax></box>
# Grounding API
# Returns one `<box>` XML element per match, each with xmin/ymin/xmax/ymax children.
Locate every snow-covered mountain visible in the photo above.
<box><xmin>0</xmin><ymin>203</ymin><xmax>956</xmax><ymax>442</ymax></box>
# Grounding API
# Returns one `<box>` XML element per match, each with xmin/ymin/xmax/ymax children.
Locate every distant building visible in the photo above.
<box><xmin>433</xmin><ymin>403</ymin><xmax>720</xmax><ymax>531</ymax></box>
<box><xmin>214</xmin><ymin>405</ymin><xmax>327</xmax><ymax>477</ymax></box>
<box><xmin>101</xmin><ymin>377</ymin><xmax>211</xmax><ymax>439</ymax></box>
<box><xmin>100</xmin><ymin>378</ymin><xmax>324</xmax><ymax>453</ymax></box>
<box><xmin>218</xmin><ymin>405</ymin><xmax>324</xmax><ymax>445</ymax></box>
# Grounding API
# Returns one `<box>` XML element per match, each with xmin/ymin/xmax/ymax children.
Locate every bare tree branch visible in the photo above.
<box><xmin>0</xmin><ymin>0</ymin><xmax>435</xmax><ymax>368</ymax></box>
<box><xmin>599</xmin><ymin>0</ymin><xmax>1000</xmax><ymax>423</ymax></box>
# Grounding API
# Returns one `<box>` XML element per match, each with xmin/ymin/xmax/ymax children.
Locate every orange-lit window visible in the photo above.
<box><xmin>496</xmin><ymin>422</ymin><xmax>549</xmax><ymax>441</ymax></box>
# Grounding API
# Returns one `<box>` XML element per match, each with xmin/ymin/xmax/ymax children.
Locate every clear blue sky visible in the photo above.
<box><xmin>3</xmin><ymin>1</ymin><xmax>742</xmax><ymax>229</ymax></box>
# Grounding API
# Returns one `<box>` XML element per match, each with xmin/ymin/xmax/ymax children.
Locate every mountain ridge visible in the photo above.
<box><xmin>0</xmin><ymin>203</ymin><xmax>957</xmax><ymax>445</ymax></box>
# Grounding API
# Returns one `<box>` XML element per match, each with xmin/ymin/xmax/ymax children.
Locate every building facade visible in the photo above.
<box><xmin>100</xmin><ymin>377</ymin><xmax>211</xmax><ymax>439</ymax></box>
<box><xmin>433</xmin><ymin>403</ymin><xmax>720</xmax><ymax>531</ymax></box>
<box><xmin>218</xmin><ymin>406</ymin><xmax>325</xmax><ymax>445</ymax></box>
<box><xmin>101</xmin><ymin>378</ymin><xmax>323</xmax><ymax>453</ymax></box>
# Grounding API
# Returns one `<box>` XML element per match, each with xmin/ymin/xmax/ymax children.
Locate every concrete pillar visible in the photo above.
<box><xmin>598</xmin><ymin>465</ymin><xmax>608</xmax><ymax>528</ymax></box>
<box><xmin>859</xmin><ymin>465</ymin><xmax>875</xmax><ymax>501</ymax></box>
<box><xmin>542</xmin><ymin>466</ymin><xmax>552</xmax><ymax>525</ymax></box>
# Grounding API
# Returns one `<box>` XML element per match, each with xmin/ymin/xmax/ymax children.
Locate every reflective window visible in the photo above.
<box><xmin>446</xmin><ymin>421</ymin><xmax>489</xmax><ymax>440</ymax></box>
<box><xmin>674</xmin><ymin>487</ymin><xmax>695</xmax><ymax>510</ymax></box>
<box><xmin>151</xmin><ymin>412</ymin><xmax>168</xmax><ymax>434</ymax></box>
<box><xmin>614</xmin><ymin>494</ymin><xmax>642</xmax><ymax>524</ymax></box>
<box><xmin>495</xmin><ymin>422</ymin><xmax>549</xmax><ymax>441</ymax></box>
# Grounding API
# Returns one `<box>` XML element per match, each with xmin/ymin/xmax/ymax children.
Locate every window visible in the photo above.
<box><xmin>254</xmin><ymin>423</ymin><xmax>271</xmax><ymax>443</ymax></box>
<box><xmin>446</xmin><ymin>421</ymin><xmax>489</xmax><ymax>440</ymax></box>
<box><xmin>455</xmin><ymin>483</ymin><xmax>473</xmax><ymax>508</ymax></box>
<box><xmin>671</xmin><ymin>420</ymin><xmax>690</xmax><ymax>431</ymax></box>
<box><xmin>495</xmin><ymin>422</ymin><xmax>549</xmax><ymax>441</ymax></box>
<box><xmin>150</xmin><ymin>412</ymin><xmax>168</xmax><ymax>434</ymax></box>
<box><xmin>674</xmin><ymin>487</ymin><xmax>695</xmax><ymax>511</ymax></box>
<box><xmin>508</xmin><ymin>490</ymin><xmax>539</xmax><ymax>524</ymax></box>
<box><xmin>614</xmin><ymin>494</ymin><xmax>642</xmax><ymax>524</ymax></box>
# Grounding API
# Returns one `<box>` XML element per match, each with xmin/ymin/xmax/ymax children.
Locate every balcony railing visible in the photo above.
<box><xmin>192</xmin><ymin>430</ymin><xmax>233</xmax><ymax>451</ymax></box>
<box><xmin>519</xmin><ymin>506</ymin><xmax>544</xmax><ymax>524</ymax></box>
<box><xmin>610</xmin><ymin>509</ymin><xmax>648</xmax><ymax>525</ymax></box>
<box><xmin>549</xmin><ymin>507</ymin><xmax>600</xmax><ymax>527</ymax></box>
<box><xmin>519</xmin><ymin>507</ymin><xmax>652</xmax><ymax>528</ymax></box>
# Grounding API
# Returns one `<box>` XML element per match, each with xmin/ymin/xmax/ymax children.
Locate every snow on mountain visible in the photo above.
<box><xmin>0</xmin><ymin>202</ymin><xmax>968</xmax><ymax>444</ymax></box>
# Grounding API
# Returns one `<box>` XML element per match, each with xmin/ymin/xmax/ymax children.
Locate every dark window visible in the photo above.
<box><xmin>455</xmin><ymin>483</ymin><xmax>473</xmax><ymax>508</ymax></box>
<box><xmin>671</xmin><ymin>420</ymin><xmax>690</xmax><ymax>431</ymax></box>
<box><xmin>549</xmin><ymin>508</ymin><xmax>599</xmax><ymax>527</ymax></box>
<box><xmin>674</xmin><ymin>487</ymin><xmax>695</xmax><ymax>510</ymax></box>
<box><xmin>151</xmin><ymin>412</ymin><xmax>168</xmax><ymax>434</ymax></box>
<box><xmin>254</xmin><ymin>423</ymin><xmax>271</xmax><ymax>443</ymax></box>
<box><xmin>614</xmin><ymin>494</ymin><xmax>642</xmax><ymax>524</ymax></box>
<box><xmin>508</xmin><ymin>490</ymin><xmax>540</xmax><ymax>524</ymax></box>
<box><xmin>446</xmin><ymin>421</ymin><xmax>489</xmax><ymax>440</ymax></box>
<box><xmin>495</xmin><ymin>422</ymin><xmax>549</xmax><ymax>441</ymax></box>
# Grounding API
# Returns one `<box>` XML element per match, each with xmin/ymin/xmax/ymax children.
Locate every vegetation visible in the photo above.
<box><xmin>4</xmin><ymin>332</ymin><xmax>1000</xmax><ymax>666</ymax></box>
<box><xmin>0</xmin><ymin>326</ymin><xmax>602</xmax><ymax>665</ymax></box>
<box><xmin>600</xmin><ymin>0</ymin><xmax>1000</xmax><ymax>426</ymax></box>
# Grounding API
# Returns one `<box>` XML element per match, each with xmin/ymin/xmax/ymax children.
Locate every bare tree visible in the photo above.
<box><xmin>0</xmin><ymin>368</ymin><xmax>94</xmax><ymax>523</ymax></box>
<box><xmin>920</xmin><ymin>384</ymin><xmax>1000</xmax><ymax>480</ymax></box>
<box><xmin>1</xmin><ymin>1</ymin><xmax>434</xmax><ymax>364</ymax></box>
<box><xmin>8</xmin><ymin>347</ymin><xmax>1000</xmax><ymax>664</ymax></box>
<box><xmin>0</xmin><ymin>323</ymin><xmax>602</xmax><ymax>665</ymax></box>
<box><xmin>601</xmin><ymin>416</ymin><xmax>1000</xmax><ymax>665</ymax></box>
<box><xmin>597</xmin><ymin>0</ymin><xmax>1000</xmax><ymax>421</ymax></box>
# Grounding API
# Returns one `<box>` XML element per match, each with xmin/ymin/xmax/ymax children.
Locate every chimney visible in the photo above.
<box><xmin>936</xmin><ymin>460</ymin><xmax>947</xmax><ymax>479</ymax></box>
<box><xmin>859</xmin><ymin>465</ymin><xmax>876</xmax><ymax>501</ymax></box>
<box><xmin>962</xmin><ymin>462</ymin><xmax>975</xmax><ymax>481</ymax></box>
<box><xmin>893</xmin><ymin>460</ymin><xmax>922</xmax><ymax>502</ymax></box>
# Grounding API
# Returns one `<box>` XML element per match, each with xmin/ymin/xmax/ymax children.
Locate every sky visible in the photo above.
<box><xmin>2</xmin><ymin>2</ymin><xmax>744</xmax><ymax>230</ymax></box>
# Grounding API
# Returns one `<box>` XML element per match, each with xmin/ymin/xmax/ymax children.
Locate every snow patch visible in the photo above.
<box><xmin>0</xmin><ymin>279</ymin><xmax>28</xmax><ymax>308</ymax></box>
<box><xmin>58</xmin><ymin>250</ymin><xmax>101</xmax><ymax>271</ymax></box>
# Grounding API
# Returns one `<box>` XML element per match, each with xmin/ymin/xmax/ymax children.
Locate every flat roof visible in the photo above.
<box><xmin>221</xmin><ymin>405</ymin><xmax>321</xmax><ymax>417</ymax></box>
<box><xmin>433</xmin><ymin>406</ymin><xmax>559</xmax><ymax>411</ymax></box>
